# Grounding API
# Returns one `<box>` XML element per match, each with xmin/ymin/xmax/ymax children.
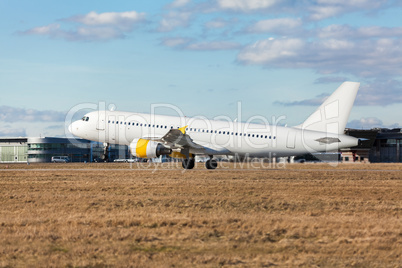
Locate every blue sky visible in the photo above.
<box><xmin>1</xmin><ymin>0</ymin><xmax>402</xmax><ymax>137</ymax></box>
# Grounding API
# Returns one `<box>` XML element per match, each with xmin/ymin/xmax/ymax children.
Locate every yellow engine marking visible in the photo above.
<box><xmin>170</xmin><ymin>152</ymin><xmax>194</xmax><ymax>159</ymax></box>
<box><xmin>136</xmin><ymin>139</ymin><xmax>149</xmax><ymax>158</ymax></box>
<box><xmin>178</xmin><ymin>125</ymin><xmax>188</xmax><ymax>134</ymax></box>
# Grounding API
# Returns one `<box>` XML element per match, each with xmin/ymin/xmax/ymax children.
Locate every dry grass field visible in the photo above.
<box><xmin>0</xmin><ymin>162</ymin><xmax>401</xmax><ymax>267</ymax></box>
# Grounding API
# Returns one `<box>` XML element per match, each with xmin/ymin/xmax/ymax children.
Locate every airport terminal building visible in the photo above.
<box><xmin>343</xmin><ymin>128</ymin><xmax>402</xmax><ymax>163</ymax></box>
<box><xmin>0</xmin><ymin>128</ymin><xmax>401</xmax><ymax>163</ymax></box>
<box><xmin>0</xmin><ymin>137</ymin><xmax>129</xmax><ymax>163</ymax></box>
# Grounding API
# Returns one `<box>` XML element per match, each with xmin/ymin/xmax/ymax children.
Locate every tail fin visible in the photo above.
<box><xmin>296</xmin><ymin>82</ymin><xmax>360</xmax><ymax>134</ymax></box>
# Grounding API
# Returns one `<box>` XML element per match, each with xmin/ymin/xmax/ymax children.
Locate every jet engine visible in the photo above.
<box><xmin>129</xmin><ymin>138</ymin><xmax>172</xmax><ymax>159</ymax></box>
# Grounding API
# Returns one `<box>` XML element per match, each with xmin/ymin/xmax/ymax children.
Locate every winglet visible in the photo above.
<box><xmin>178</xmin><ymin>125</ymin><xmax>187</xmax><ymax>134</ymax></box>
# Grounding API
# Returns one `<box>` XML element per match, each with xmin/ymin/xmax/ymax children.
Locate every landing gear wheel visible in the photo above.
<box><xmin>205</xmin><ymin>159</ymin><xmax>218</xmax><ymax>170</ymax></box>
<box><xmin>100</xmin><ymin>154</ymin><xmax>109</xmax><ymax>162</ymax></box>
<box><xmin>182</xmin><ymin>158</ymin><xmax>195</xmax><ymax>169</ymax></box>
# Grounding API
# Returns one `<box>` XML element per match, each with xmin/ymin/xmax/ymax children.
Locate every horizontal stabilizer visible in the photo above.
<box><xmin>315</xmin><ymin>137</ymin><xmax>341</xmax><ymax>144</ymax></box>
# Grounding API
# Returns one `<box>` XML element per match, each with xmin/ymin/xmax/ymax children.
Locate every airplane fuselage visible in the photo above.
<box><xmin>70</xmin><ymin>110</ymin><xmax>358</xmax><ymax>158</ymax></box>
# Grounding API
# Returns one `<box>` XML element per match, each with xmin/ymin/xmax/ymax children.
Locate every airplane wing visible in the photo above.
<box><xmin>145</xmin><ymin>126</ymin><xmax>230</xmax><ymax>156</ymax></box>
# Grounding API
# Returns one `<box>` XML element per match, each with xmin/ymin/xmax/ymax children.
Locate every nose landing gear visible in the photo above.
<box><xmin>101</xmin><ymin>143</ymin><xmax>109</xmax><ymax>162</ymax></box>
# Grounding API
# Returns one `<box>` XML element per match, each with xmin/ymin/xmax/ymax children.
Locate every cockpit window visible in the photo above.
<box><xmin>82</xmin><ymin>116</ymin><xmax>89</xmax><ymax>121</ymax></box>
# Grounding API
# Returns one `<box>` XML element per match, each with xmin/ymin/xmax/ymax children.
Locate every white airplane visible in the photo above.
<box><xmin>69</xmin><ymin>82</ymin><xmax>361</xmax><ymax>169</ymax></box>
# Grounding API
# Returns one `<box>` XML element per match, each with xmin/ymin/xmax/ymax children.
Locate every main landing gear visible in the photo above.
<box><xmin>101</xmin><ymin>142</ymin><xmax>109</xmax><ymax>162</ymax></box>
<box><xmin>181</xmin><ymin>156</ymin><xmax>218</xmax><ymax>170</ymax></box>
<box><xmin>182</xmin><ymin>158</ymin><xmax>195</xmax><ymax>169</ymax></box>
<box><xmin>205</xmin><ymin>159</ymin><xmax>218</xmax><ymax>170</ymax></box>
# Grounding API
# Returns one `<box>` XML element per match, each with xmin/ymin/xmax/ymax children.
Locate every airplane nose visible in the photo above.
<box><xmin>68</xmin><ymin>123</ymin><xmax>73</xmax><ymax>134</ymax></box>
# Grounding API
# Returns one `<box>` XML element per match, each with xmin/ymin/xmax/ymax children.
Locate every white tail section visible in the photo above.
<box><xmin>296</xmin><ymin>82</ymin><xmax>360</xmax><ymax>134</ymax></box>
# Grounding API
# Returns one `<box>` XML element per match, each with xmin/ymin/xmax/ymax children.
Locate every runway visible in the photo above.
<box><xmin>0</xmin><ymin>163</ymin><xmax>401</xmax><ymax>267</ymax></box>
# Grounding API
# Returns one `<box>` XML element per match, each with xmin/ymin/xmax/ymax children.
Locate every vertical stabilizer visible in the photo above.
<box><xmin>296</xmin><ymin>82</ymin><xmax>360</xmax><ymax>134</ymax></box>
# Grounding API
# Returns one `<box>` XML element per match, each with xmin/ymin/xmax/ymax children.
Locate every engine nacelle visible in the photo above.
<box><xmin>129</xmin><ymin>139</ymin><xmax>172</xmax><ymax>159</ymax></box>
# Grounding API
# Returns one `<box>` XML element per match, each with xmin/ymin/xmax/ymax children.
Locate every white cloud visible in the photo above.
<box><xmin>275</xmin><ymin>79</ymin><xmax>402</xmax><ymax>107</ymax></box>
<box><xmin>237</xmin><ymin>37</ymin><xmax>402</xmax><ymax>77</ymax></box>
<box><xmin>205</xmin><ymin>18</ymin><xmax>232</xmax><ymax>29</ymax></box>
<box><xmin>209</xmin><ymin>0</ymin><xmax>392</xmax><ymax>21</ymax></box>
<box><xmin>318</xmin><ymin>24</ymin><xmax>402</xmax><ymax>39</ymax></box>
<box><xmin>308</xmin><ymin>0</ymin><xmax>388</xmax><ymax>20</ymax></box>
<box><xmin>0</xmin><ymin>127</ymin><xmax>26</xmax><ymax>137</ymax></box>
<box><xmin>186</xmin><ymin>41</ymin><xmax>241</xmax><ymax>51</ymax></box>
<box><xmin>0</xmin><ymin>106</ymin><xmax>66</xmax><ymax>122</ymax></box>
<box><xmin>216</xmin><ymin>0</ymin><xmax>278</xmax><ymax>12</ymax></box>
<box><xmin>237</xmin><ymin>38</ymin><xmax>305</xmax><ymax>65</ymax></box>
<box><xmin>160</xmin><ymin>37</ymin><xmax>241</xmax><ymax>51</ymax></box>
<box><xmin>69</xmin><ymin>11</ymin><xmax>146</xmax><ymax>30</ymax></box>
<box><xmin>160</xmin><ymin>37</ymin><xmax>192</xmax><ymax>48</ymax></box>
<box><xmin>309</xmin><ymin>5</ymin><xmax>344</xmax><ymax>20</ymax></box>
<box><xmin>25</xmin><ymin>23</ymin><xmax>61</xmax><ymax>35</ymax></box>
<box><xmin>245</xmin><ymin>18</ymin><xmax>302</xmax><ymax>34</ymax></box>
<box><xmin>274</xmin><ymin>93</ymin><xmax>329</xmax><ymax>106</ymax></box>
<box><xmin>21</xmin><ymin>10</ymin><xmax>146</xmax><ymax>41</ymax></box>
<box><xmin>158</xmin><ymin>11</ymin><xmax>192</xmax><ymax>32</ymax></box>
<box><xmin>355</xmin><ymin>80</ymin><xmax>402</xmax><ymax>106</ymax></box>
<box><xmin>347</xmin><ymin>117</ymin><xmax>385</xmax><ymax>129</ymax></box>
<box><xmin>169</xmin><ymin>0</ymin><xmax>191</xmax><ymax>8</ymax></box>
<box><xmin>315</xmin><ymin>76</ymin><xmax>349</xmax><ymax>84</ymax></box>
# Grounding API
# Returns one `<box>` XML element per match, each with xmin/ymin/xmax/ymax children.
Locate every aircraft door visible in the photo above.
<box><xmin>286</xmin><ymin>129</ymin><xmax>296</xmax><ymax>149</ymax></box>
